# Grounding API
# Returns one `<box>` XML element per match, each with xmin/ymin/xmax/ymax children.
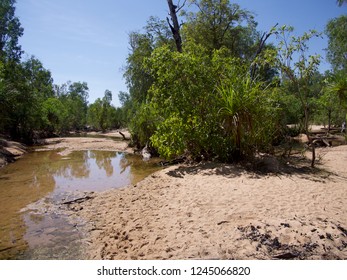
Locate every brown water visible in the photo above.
<box><xmin>0</xmin><ymin>150</ymin><xmax>161</xmax><ymax>259</ymax></box>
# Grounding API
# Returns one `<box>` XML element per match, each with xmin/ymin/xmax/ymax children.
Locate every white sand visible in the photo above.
<box><xmin>71</xmin><ymin>145</ymin><xmax>347</xmax><ymax>260</ymax></box>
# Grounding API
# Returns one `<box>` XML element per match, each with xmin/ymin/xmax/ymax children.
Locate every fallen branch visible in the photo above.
<box><xmin>159</xmin><ymin>156</ymin><xmax>186</xmax><ymax>166</ymax></box>
<box><xmin>62</xmin><ymin>195</ymin><xmax>93</xmax><ymax>205</ymax></box>
<box><xmin>119</xmin><ymin>131</ymin><xmax>127</xmax><ymax>140</ymax></box>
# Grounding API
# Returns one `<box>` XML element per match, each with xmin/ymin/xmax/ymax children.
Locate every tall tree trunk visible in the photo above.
<box><xmin>328</xmin><ymin>111</ymin><xmax>331</xmax><ymax>132</ymax></box>
<box><xmin>167</xmin><ymin>0</ymin><xmax>183</xmax><ymax>52</ymax></box>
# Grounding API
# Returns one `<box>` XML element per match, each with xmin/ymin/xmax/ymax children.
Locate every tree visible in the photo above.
<box><xmin>325</xmin><ymin>72</ymin><xmax>347</xmax><ymax>124</ymax></box>
<box><xmin>42</xmin><ymin>97</ymin><xmax>68</xmax><ymax>134</ymax></box>
<box><xmin>0</xmin><ymin>56</ymin><xmax>55</xmax><ymax>141</ymax></box>
<box><xmin>329</xmin><ymin>73</ymin><xmax>347</xmax><ymax>105</ymax></box>
<box><xmin>100</xmin><ymin>90</ymin><xmax>112</xmax><ymax>131</ymax></box>
<box><xmin>337</xmin><ymin>0</ymin><xmax>347</xmax><ymax>6</ymax></box>
<box><xmin>87</xmin><ymin>90</ymin><xmax>123</xmax><ymax>131</ymax></box>
<box><xmin>87</xmin><ymin>98</ymin><xmax>103</xmax><ymax>130</ymax></box>
<box><xmin>140</xmin><ymin>41</ymin><xmax>280</xmax><ymax>161</ymax></box>
<box><xmin>325</xmin><ymin>15</ymin><xmax>347</xmax><ymax>72</ymax></box>
<box><xmin>124</xmin><ymin>32</ymin><xmax>154</xmax><ymax>104</ymax></box>
<box><xmin>270</xmin><ymin>26</ymin><xmax>322</xmax><ymax>167</ymax></box>
<box><xmin>22</xmin><ymin>56</ymin><xmax>54</xmax><ymax>99</ymax></box>
<box><xmin>145</xmin><ymin>16</ymin><xmax>174</xmax><ymax>47</ymax></box>
<box><xmin>58</xmin><ymin>81</ymin><xmax>89</xmax><ymax>130</ymax></box>
<box><xmin>317</xmin><ymin>86</ymin><xmax>340</xmax><ymax>131</ymax></box>
<box><xmin>118</xmin><ymin>91</ymin><xmax>130</xmax><ymax>106</ymax></box>
<box><xmin>182</xmin><ymin>0</ymin><xmax>257</xmax><ymax>58</ymax></box>
<box><xmin>144</xmin><ymin>42</ymin><xmax>223</xmax><ymax>159</ymax></box>
<box><xmin>0</xmin><ymin>0</ymin><xmax>23</xmax><ymax>62</ymax></box>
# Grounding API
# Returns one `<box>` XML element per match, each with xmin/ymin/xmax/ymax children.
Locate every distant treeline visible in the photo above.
<box><xmin>0</xmin><ymin>1</ymin><xmax>125</xmax><ymax>143</ymax></box>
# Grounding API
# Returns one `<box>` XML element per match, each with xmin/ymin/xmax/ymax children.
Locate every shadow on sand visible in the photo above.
<box><xmin>166</xmin><ymin>154</ymin><xmax>336</xmax><ymax>183</ymax></box>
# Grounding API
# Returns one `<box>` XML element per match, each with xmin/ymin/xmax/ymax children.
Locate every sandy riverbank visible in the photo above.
<box><xmin>39</xmin><ymin>135</ymin><xmax>133</xmax><ymax>156</ymax></box>
<box><xmin>66</xmin><ymin>145</ymin><xmax>347</xmax><ymax>260</ymax></box>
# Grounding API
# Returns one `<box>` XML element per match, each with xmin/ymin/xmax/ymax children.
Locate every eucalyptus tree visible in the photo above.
<box><xmin>182</xmin><ymin>0</ymin><xmax>257</xmax><ymax>58</ymax></box>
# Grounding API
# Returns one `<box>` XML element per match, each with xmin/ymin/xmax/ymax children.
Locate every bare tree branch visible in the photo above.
<box><xmin>167</xmin><ymin>0</ymin><xmax>183</xmax><ymax>52</ymax></box>
<box><xmin>250</xmin><ymin>23</ymin><xmax>278</xmax><ymax>80</ymax></box>
<box><xmin>176</xmin><ymin>0</ymin><xmax>187</xmax><ymax>13</ymax></box>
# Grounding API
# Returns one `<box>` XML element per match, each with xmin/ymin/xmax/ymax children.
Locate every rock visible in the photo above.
<box><xmin>0</xmin><ymin>139</ymin><xmax>27</xmax><ymax>168</ymax></box>
<box><xmin>141</xmin><ymin>146</ymin><xmax>151</xmax><ymax>161</ymax></box>
<box><xmin>294</xmin><ymin>134</ymin><xmax>309</xmax><ymax>144</ymax></box>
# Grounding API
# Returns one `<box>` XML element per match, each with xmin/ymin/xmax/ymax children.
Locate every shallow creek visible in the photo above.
<box><xmin>0</xmin><ymin>149</ymin><xmax>161</xmax><ymax>259</ymax></box>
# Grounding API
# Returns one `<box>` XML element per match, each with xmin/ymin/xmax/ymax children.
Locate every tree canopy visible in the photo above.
<box><xmin>119</xmin><ymin>0</ymin><xmax>346</xmax><ymax>164</ymax></box>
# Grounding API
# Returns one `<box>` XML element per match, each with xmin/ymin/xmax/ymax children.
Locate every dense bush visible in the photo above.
<box><xmin>137</xmin><ymin>43</ymin><xmax>280</xmax><ymax>161</ymax></box>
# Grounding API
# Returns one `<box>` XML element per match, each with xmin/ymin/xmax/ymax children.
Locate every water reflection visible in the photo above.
<box><xmin>0</xmin><ymin>150</ymin><xmax>161</xmax><ymax>259</ymax></box>
<box><xmin>90</xmin><ymin>150</ymin><xmax>114</xmax><ymax>177</ymax></box>
<box><xmin>49</xmin><ymin>150</ymin><xmax>160</xmax><ymax>194</ymax></box>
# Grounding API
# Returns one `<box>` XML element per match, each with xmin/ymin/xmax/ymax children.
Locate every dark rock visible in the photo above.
<box><xmin>273</xmin><ymin>252</ymin><xmax>298</xmax><ymax>259</ymax></box>
<box><xmin>281</xmin><ymin>223</ymin><xmax>290</xmax><ymax>228</ymax></box>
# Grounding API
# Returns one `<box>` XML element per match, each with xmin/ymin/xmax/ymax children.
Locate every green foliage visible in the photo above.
<box><xmin>316</xmin><ymin>86</ymin><xmax>340</xmax><ymax>128</ymax></box>
<box><xmin>58</xmin><ymin>81</ymin><xmax>89</xmax><ymax>130</ymax></box>
<box><xmin>22</xmin><ymin>56</ymin><xmax>54</xmax><ymax>99</ymax></box>
<box><xmin>270</xmin><ymin>26</ymin><xmax>323</xmax><ymax>133</ymax></box>
<box><xmin>128</xmin><ymin>102</ymin><xmax>159</xmax><ymax>149</ymax></box>
<box><xmin>218</xmin><ymin>71</ymin><xmax>280</xmax><ymax>158</ymax></box>
<box><xmin>183</xmin><ymin>0</ymin><xmax>257</xmax><ymax>58</ymax></box>
<box><xmin>141</xmin><ymin>42</ymin><xmax>279</xmax><ymax>161</ymax></box>
<box><xmin>270</xmin><ymin>87</ymin><xmax>302</xmax><ymax>125</ymax></box>
<box><xmin>145</xmin><ymin>16</ymin><xmax>174</xmax><ymax>48</ymax></box>
<box><xmin>42</xmin><ymin>98</ymin><xmax>68</xmax><ymax>134</ymax></box>
<box><xmin>0</xmin><ymin>57</ymin><xmax>55</xmax><ymax>141</ymax></box>
<box><xmin>326</xmin><ymin>72</ymin><xmax>347</xmax><ymax>107</ymax></box>
<box><xmin>87</xmin><ymin>90</ymin><xmax>122</xmax><ymax>131</ymax></box>
<box><xmin>325</xmin><ymin>15</ymin><xmax>347</xmax><ymax>72</ymax></box>
<box><xmin>4</xmin><ymin>0</ymin><xmax>346</xmax><ymax>167</ymax></box>
<box><xmin>320</xmin><ymin>72</ymin><xmax>347</xmax><ymax>125</ymax></box>
<box><xmin>124</xmin><ymin>32</ymin><xmax>154</xmax><ymax>104</ymax></box>
<box><xmin>87</xmin><ymin>98</ymin><xmax>103</xmax><ymax>130</ymax></box>
<box><xmin>144</xmin><ymin>43</ymin><xmax>222</xmax><ymax>159</ymax></box>
<box><xmin>0</xmin><ymin>0</ymin><xmax>23</xmax><ymax>62</ymax></box>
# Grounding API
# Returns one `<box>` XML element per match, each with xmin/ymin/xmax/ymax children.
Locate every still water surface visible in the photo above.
<box><xmin>0</xmin><ymin>149</ymin><xmax>161</xmax><ymax>259</ymax></box>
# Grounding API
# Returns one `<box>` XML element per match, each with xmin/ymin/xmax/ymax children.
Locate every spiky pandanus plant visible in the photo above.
<box><xmin>218</xmin><ymin>73</ymin><xmax>278</xmax><ymax>160</ymax></box>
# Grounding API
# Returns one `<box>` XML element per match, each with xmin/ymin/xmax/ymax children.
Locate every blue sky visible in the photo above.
<box><xmin>16</xmin><ymin>0</ymin><xmax>346</xmax><ymax>106</ymax></box>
